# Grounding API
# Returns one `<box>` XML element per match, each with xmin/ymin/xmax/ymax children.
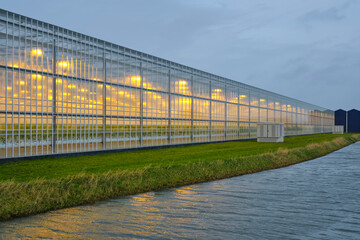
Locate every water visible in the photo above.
<box><xmin>1</xmin><ymin>143</ymin><xmax>360</xmax><ymax>239</ymax></box>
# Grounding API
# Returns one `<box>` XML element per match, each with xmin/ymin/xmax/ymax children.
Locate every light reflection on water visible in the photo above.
<box><xmin>1</xmin><ymin>142</ymin><xmax>360</xmax><ymax>239</ymax></box>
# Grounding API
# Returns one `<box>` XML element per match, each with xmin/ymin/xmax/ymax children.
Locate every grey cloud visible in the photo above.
<box><xmin>297</xmin><ymin>0</ymin><xmax>357</xmax><ymax>26</ymax></box>
<box><xmin>299</xmin><ymin>8</ymin><xmax>345</xmax><ymax>24</ymax></box>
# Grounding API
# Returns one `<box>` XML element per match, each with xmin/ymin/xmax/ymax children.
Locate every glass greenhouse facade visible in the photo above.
<box><xmin>0</xmin><ymin>9</ymin><xmax>334</xmax><ymax>159</ymax></box>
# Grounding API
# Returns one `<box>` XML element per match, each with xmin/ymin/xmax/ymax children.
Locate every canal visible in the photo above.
<box><xmin>1</xmin><ymin>142</ymin><xmax>360</xmax><ymax>239</ymax></box>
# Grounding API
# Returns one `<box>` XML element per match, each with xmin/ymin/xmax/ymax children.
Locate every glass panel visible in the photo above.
<box><xmin>171</xmin><ymin>96</ymin><xmax>191</xmax><ymax>119</ymax></box>
<box><xmin>194</xmin><ymin>99</ymin><xmax>209</xmax><ymax>120</ymax></box>
<box><xmin>171</xmin><ymin>70</ymin><xmax>191</xmax><ymax>96</ymax></box>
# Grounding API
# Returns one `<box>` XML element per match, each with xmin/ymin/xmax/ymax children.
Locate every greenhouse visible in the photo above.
<box><xmin>0</xmin><ymin>9</ymin><xmax>334</xmax><ymax>159</ymax></box>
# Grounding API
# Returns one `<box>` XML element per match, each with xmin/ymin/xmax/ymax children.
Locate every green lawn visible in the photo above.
<box><xmin>0</xmin><ymin>133</ymin><xmax>352</xmax><ymax>182</ymax></box>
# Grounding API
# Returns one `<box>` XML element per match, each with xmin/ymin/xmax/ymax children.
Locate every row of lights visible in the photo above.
<box><xmin>26</xmin><ymin>49</ymin><xmax>249</xmax><ymax>102</ymax></box>
<box><xmin>25</xmin><ymin>49</ymin><xmax>244</xmax><ymax>98</ymax></box>
<box><xmin>25</xmin><ymin>49</ymin><xmax>290</xmax><ymax>108</ymax></box>
<box><xmin>30</xmin><ymin>48</ymin><xmax>78</xmax><ymax>69</ymax></box>
<box><xmin>6</xmin><ymin>81</ymin><xmax>290</xmax><ymax>107</ymax></box>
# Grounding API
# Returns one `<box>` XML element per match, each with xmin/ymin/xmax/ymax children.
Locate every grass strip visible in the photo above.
<box><xmin>0</xmin><ymin>134</ymin><xmax>350</xmax><ymax>182</ymax></box>
<box><xmin>0</xmin><ymin>134</ymin><xmax>359</xmax><ymax>221</ymax></box>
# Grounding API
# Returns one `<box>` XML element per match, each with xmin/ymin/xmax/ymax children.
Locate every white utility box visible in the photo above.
<box><xmin>257</xmin><ymin>123</ymin><xmax>284</xmax><ymax>142</ymax></box>
<box><xmin>332</xmin><ymin>125</ymin><xmax>344</xmax><ymax>134</ymax></box>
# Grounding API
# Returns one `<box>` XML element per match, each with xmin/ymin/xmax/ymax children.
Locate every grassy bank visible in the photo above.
<box><xmin>0</xmin><ymin>133</ymin><xmax>359</xmax><ymax>221</ymax></box>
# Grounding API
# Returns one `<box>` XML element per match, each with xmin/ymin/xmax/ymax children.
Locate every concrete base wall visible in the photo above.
<box><xmin>257</xmin><ymin>137</ymin><xmax>284</xmax><ymax>143</ymax></box>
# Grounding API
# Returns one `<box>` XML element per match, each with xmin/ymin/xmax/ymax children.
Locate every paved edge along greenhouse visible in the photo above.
<box><xmin>0</xmin><ymin>9</ymin><xmax>334</xmax><ymax>160</ymax></box>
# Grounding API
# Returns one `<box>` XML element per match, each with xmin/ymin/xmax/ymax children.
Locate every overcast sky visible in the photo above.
<box><xmin>2</xmin><ymin>0</ymin><xmax>359</xmax><ymax>110</ymax></box>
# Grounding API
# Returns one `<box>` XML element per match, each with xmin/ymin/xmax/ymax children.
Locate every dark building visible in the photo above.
<box><xmin>348</xmin><ymin>109</ymin><xmax>360</xmax><ymax>133</ymax></box>
<box><xmin>335</xmin><ymin>109</ymin><xmax>347</xmax><ymax>132</ymax></box>
<box><xmin>334</xmin><ymin>109</ymin><xmax>360</xmax><ymax>133</ymax></box>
